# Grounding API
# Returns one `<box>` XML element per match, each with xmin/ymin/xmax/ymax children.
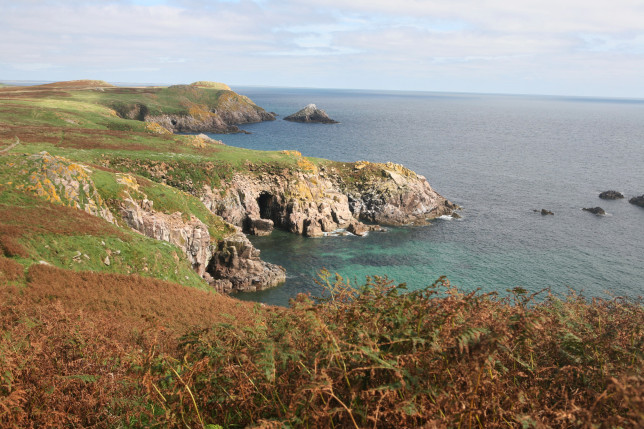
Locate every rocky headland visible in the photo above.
<box><xmin>284</xmin><ymin>104</ymin><xmax>338</xmax><ymax>124</ymax></box>
<box><xmin>0</xmin><ymin>80</ymin><xmax>456</xmax><ymax>294</ymax></box>
<box><xmin>200</xmin><ymin>155</ymin><xmax>457</xmax><ymax>238</ymax></box>
<box><xmin>110</xmin><ymin>82</ymin><xmax>276</xmax><ymax>133</ymax></box>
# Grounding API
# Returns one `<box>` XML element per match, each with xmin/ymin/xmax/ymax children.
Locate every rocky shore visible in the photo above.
<box><xmin>201</xmin><ymin>156</ymin><xmax>457</xmax><ymax>238</ymax></box>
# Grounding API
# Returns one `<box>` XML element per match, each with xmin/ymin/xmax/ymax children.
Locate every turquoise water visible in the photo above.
<box><xmin>210</xmin><ymin>88</ymin><xmax>644</xmax><ymax>306</ymax></box>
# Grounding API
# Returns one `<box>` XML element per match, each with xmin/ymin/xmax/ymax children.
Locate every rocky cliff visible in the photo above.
<box><xmin>200</xmin><ymin>153</ymin><xmax>457</xmax><ymax>237</ymax></box>
<box><xmin>15</xmin><ymin>154</ymin><xmax>285</xmax><ymax>293</ymax></box>
<box><xmin>115</xmin><ymin>173</ymin><xmax>285</xmax><ymax>292</ymax></box>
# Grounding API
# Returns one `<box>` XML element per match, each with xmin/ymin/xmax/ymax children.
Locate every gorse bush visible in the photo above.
<box><xmin>142</xmin><ymin>273</ymin><xmax>643</xmax><ymax>428</ymax></box>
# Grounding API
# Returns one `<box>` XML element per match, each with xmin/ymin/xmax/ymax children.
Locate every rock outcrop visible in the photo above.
<box><xmin>583</xmin><ymin>207</ymin><xmax>606</xmax><ymax>215</ymax></box>
<box><xmin>284</xmin><ymin>104</ymin><xmax>338</xmax><ymax>124</ymax></box>
<box><xmin>20</xmin><ymin>152</ymin><xmax>116</xmax><ymax>224</ymax></box>
<box><xmin>116</xmin><ymin>173</ymin><xmax>285</xmax><ymax>293</ymax></box>
<box><xmin>200</xmin><ymin>156</ymin><xmax>456</xmax><ymax>237</ymax></box>
<box><xmin>599</xmin><ymin>190</ymin><xmax>624</xmax><ymax>200</ymax></box>
<box><xmin>629</xmin><ymin>195</ymin><xmax>644</xmax><ymax>207</ymax></box>
<box><xmin>207</xmin><ymin>232</ymin><xmax>286</xmax><ymax>293</ymax></box>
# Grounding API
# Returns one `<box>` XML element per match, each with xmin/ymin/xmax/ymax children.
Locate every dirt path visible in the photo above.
<box><xmin>0</xmin><ymin>137</ymin><xmax>19</xmax><ymax>155</ymax></box>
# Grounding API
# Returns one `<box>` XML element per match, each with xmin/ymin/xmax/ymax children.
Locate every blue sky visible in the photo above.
<box><xmin>1</xmin><ymin>0</ymin><xmax>643</xmax><ymax>97</ymax></box>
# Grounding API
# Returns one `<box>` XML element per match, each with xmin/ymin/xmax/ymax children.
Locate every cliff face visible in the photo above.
<box><xmin>116</xmin><ymin>173</ymin><xmax>285</xmax><ymax>293</ymax></box>
<box><xmin>16</xmin><ymin>155</ymin><xmax>285</xmax><ymax>293</ymax></box>
<box><xmin>201</xmin><ymin>155</ymin><xmax>456</xmax><ymax>237</ymax></box>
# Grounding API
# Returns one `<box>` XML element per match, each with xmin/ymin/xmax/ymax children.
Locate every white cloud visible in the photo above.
<box><xmin>0</xmin><ymin>0</ymin><xmax>643</xmax><ymax>96</ymax></box>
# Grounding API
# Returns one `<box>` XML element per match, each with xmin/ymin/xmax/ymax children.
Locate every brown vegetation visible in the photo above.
<box><xmin>152</xmin><ymin>275</ymin><xmax>643</xmax><ymax>428</ymax></box>
<box><xmin>0</xmin><ymin>196</ymin><xmax>127</xmax><ymax>240</ymax></box>
<box><xmin>0</xmin><ymin>263</ymin><xmax>263</xmax><ymax>428</ymax></box>
<box><xmin>0</xmin><ymin>256</ymin><xmax>24</xmax><ymax>281</ymax></box>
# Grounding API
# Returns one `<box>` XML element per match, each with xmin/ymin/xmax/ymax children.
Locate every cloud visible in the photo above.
<box><xmin>0</xmin><ymin>0</ymin><xmax>643</xmax><ymax>96</ymax></box>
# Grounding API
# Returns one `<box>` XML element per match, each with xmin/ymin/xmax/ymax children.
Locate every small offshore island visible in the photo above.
<box><xmin>1</xmin><ymin>80</ymin><xmax>641</xmax><ymax>428</ymax></box>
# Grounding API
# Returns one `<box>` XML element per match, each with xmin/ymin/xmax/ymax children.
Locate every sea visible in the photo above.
<box><xmin>208</xmin><ymin>87</ymin><xmax>644</xmax><ymax>306</ymax></box>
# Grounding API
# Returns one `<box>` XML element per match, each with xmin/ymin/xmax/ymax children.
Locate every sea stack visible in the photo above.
<box><xmin>284</xmin><ymin>104</ymin><xmax>338</xmax><ymax>123</ymax></box>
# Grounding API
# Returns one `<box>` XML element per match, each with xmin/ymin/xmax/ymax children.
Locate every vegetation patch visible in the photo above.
<box><xmin>146</xmin><ymin>274</ymin><xmax>643</xmax><ymax>428</ymax></box>
<box><xmin>0</xmin><ymin>263</ymin><xmax>265</xmax><ymax>428</ymax></box>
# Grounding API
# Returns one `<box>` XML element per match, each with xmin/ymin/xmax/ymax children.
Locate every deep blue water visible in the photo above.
<box><xmin>209</xmin><ymin>87</ymin><xmax>644</xmax><ymax>306</ymax></box>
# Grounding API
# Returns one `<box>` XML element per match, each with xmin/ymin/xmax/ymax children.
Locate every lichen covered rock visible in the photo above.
<box><xmin>201</xmin><ymin>156</ymin><xmax>456</xmax><ymax>237</ymax></box>
<box><xmin>21</xmin><ymin>152</ymin><xmax>115</xmax><ymax>223</ymax></box>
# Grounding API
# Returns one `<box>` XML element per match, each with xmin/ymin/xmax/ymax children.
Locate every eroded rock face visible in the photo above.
<box><xmin>119</xmin><ymin>195</ymin><xmax>213</xmax><ymax>276</ymax></box>
<box><xmin>201</xmin><ymin>158</ymin><xmax>456</xmax><ymax>237</ymax></box>
<box><xmin>117</xmin><ymin>174</ymin><xmax>285</xmax><ymax>292</ymax></box>
<box><xmin>284</xmin><ymin>104</ymin><xmax>338</xmax><ymax>124</ymax></box>
<box><xmin>207</xmin><ymin>232</ymin><xmax>286</xmax><ymax>293</ymax></box>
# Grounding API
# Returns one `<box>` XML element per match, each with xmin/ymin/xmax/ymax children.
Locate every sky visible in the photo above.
<box><xmin>1</xmin><ymin>0</ymin><xmax>644</xmax><ymax>97</ymax></box>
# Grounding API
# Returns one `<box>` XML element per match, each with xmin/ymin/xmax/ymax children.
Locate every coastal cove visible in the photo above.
<box><xmin>213</xmin><ymin>87</ymin><xmax>644</xmax><ymax>306</ymax></box>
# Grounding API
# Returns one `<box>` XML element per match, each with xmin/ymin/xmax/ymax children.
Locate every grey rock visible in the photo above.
<box><xmin>583</xmin><ymin>207</ymin><xmax>606</xmax><ymax>215</ymax></box>
<box><xmin>629</xmin><ymin>195</ymin><xmax>644</xmax><ymax>207</ymax></box>
<box><xmin>284</xmin><ymin>104</ymin><xmax>338</xmax><ymax>124</ymax></box>
<box><xmin>599</xmin><ymin>190</ymin><xmax>624</xmax><ymax>200</ymax></box>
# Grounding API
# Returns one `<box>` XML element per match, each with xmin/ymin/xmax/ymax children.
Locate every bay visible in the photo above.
<box><xmin>209</xmin><ymin>87</ymin><xmax>644</xmax><ymax>306</ymax></box>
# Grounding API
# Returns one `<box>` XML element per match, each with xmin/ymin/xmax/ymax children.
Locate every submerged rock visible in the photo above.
<box><xmin>540</xmin><ymin>209</ymin><xmax>554</xmax><ymax>216</ymax></box>
<box><xmin>629</xmin><ymin>195</ymin><xmax>644</xmax><ymax>207</ymax></box>
<box><xmin>599</xmin><ymin>190</ymin><xmax>624</xmax><ymax>200</ymax></box>
<box><xmin>583</xmin><ymin>207</ymin><xmax>606</xmax><ymax>215</ymax></box>
<box><xmin>284</xmin><ymin>104</ymin><xmax>338</xmax><ymax>124</ymax></box>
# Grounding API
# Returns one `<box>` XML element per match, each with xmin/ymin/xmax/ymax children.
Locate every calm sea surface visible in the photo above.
<box><xmin>208</xmin><ymin>87</ymin><xmax>644</xmax><ymax>306</ymax></box>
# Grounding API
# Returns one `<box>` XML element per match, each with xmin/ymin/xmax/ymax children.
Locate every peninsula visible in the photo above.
<box><xmin>0</xmin><ymin>80</ymin><xmax>456</xmax><ymax>293</ymax></box>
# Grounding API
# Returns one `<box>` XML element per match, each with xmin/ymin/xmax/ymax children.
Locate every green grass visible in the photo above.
<box><xmin>0</xmin><ymin>188</ymin><xmax>208</xmax><ymax>290</ymax></box>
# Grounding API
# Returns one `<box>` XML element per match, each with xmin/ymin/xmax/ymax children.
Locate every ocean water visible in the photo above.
<box><xmin>209</xmin><ymin>87</ymin><xmax>644</xmax><ymax>306</ymax></box>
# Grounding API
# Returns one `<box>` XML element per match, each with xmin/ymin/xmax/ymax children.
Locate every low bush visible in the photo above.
<box><xmin>147</xmin><ymin>273</ymin><xmax>643</xmax><ymax>428</ymax></box>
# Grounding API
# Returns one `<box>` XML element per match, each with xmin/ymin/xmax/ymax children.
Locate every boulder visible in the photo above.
<box><xmin>247</xmin><ymin>217</ymin><xmax>274</xmax><ymax>236</ymax></box>
<box><xmin>629</xmin><ymin>195</ymin><xmax>644</xmax><ymax>208</ymax></box>
<box><xmin>284</xmin><ymin>104</ymin><xmax>338</xmax><ymax>124</ymax></box>
<box><xmin>582</xmin><ymin>207</ymin><xmax>606</xmax><ymax>215</ymax></box>
<box><xmin>599</xmin><ymin>190</ymin><xmax>624</xmax><ymax>200</ymax></box>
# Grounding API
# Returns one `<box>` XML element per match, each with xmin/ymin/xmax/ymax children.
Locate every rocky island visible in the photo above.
<box><xmin>599</xmin><ymin>190</ymin><xmax>624</xmax><ymax>199</ymax></box>
<box><xmin>284</xmin><ymin>103</ymin><xmax>338</xmax><ymax>123</ymax></box>
<box><xmin>0</xmin><ymin>80</ymin><xmax>456</xmax><ymax>294</ymax></box>
<box><xmin>630</xmin><ymin>194</ymin><xmax>644</xmax><ymax>207</ymax></box>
